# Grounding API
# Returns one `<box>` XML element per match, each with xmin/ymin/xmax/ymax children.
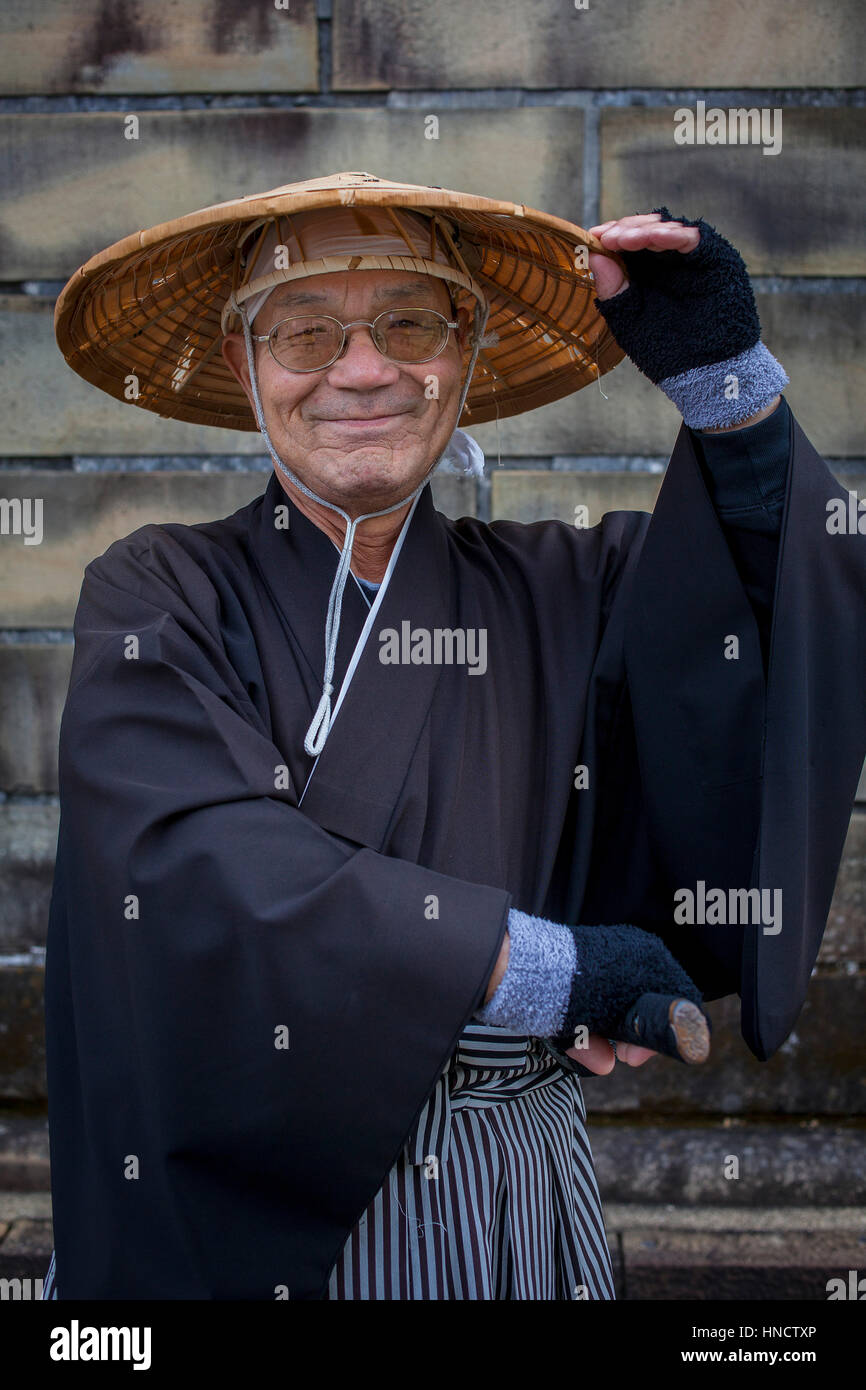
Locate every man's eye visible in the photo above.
<box><xmin>272</xmin><ymin>323</ymin><xmax>330</xmax><ymax>352</ymax></box>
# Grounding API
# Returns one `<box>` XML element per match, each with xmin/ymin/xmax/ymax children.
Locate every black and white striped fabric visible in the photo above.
<box><xmin>42</xmin><ymin>1023</ymin><xmax>614</xmax><ymax>1301</ymax></box>
<box><xmin>326</xmin><ymin>1021</ymin><xmax>615</xmax><ymax>1300</ymax></box>
<box><xmin>42</xmin><ymin>1247</ymin><xmax>57</xmax><ymax>1300</ymax></box>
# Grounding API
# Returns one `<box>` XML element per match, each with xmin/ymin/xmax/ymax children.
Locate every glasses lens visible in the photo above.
<box><xmin>270</xmin><ymin>317</ymin><xmax>342</xmax><ymax>370</ymax></box>
<box><xmin>268</xmin><ymin>309</ymin><xmax>450</xmax><ymax>371</ymax></box>
<box><xmin>374</xmin><ymin>309</ymin><xmax>448</xmax><ymax>362</ymax></box>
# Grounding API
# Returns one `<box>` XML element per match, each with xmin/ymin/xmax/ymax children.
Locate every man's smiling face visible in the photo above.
<box><xmin>222</xmin><ymin>269</ymin><xmax>474</xmax><ymax>515</ymax></box>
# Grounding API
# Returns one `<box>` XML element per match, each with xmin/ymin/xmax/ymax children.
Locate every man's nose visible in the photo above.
<box><xmin>323</xmin><ymin>323</ymin><xmax>401</xmax><ymax>387</ymax></box>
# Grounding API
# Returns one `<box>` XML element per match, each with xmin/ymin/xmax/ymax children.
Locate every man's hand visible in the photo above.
<box><xmin>568</xmin><ymin>1033</ymin><xmax>657</xmax><ymax>1074</ymax></box>
<box><xmin>585</xmin><ymin>207</ymin><xmax>789</xmax><ymax>432</ymax></box>
<box><xmin>588</xmin><ymin>212</ymin><xmax>700</xmax><ymax>299</ymax></box>
<box><xmin>588</xmin><ymin>215</ymin><xmax>780</xmax><ymax>431</ymax></box>
<box><xmin>484</xmin><ymin>935</ymin><xmax>656</xmax><ymax>1069</ymax></box>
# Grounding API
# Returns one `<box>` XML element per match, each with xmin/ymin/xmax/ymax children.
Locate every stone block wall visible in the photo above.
<box><xmin>1</xmin><ymin>2</ymin><xmax>863</xmax><ymax>1240</ymax></box>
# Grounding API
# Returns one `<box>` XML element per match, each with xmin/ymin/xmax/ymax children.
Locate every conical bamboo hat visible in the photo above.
<box><xmin>54</xmin><ymin>170</ymin><xmax>625</xmax><ymax>431</ymax></box>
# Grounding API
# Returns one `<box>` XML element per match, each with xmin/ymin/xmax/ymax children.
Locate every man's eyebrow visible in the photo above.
<box><xmin>270</xmin><ymin>278</ymin><xmax>445</xmax><ymax>310</ymax></box>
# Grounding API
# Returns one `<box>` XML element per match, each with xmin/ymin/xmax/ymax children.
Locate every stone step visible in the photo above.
<box><xmin>2</xmin><ymin>957</ymin><xmax>864</xmax><ymax>1108</ymax></box>
<box><xmin>0</xmin><ymin>1109</ymin><xmax>49</xmax><ymax>1191</ymax></box>
<box><xmin>591</xmin><ymin>1120</ymin><xmax>866</xmax><ymax>1207</ymax></box>
<box><xmin>1</xmin><ymin>1193</ymin><xmax>862</xmax><ymax>1300</ymax></box>
<box><xmin>1</xmin><ymin>947</ymin><xmax>864</xmax><ymax>1107</ymax></box>
<box><xmin>0</xmin><ymin>1190</ymin><xmax>52</xmax><ymax>1289</ymax></box>
<box><xmin>604</xmin><ymin>1206</ymin><xmax>866</xmax><ymax>1301</ymax></box>
<box><xmin>2</xmin><ymin>1108</ymin><xmax>865</xmax><ymax>1206</ymax></box>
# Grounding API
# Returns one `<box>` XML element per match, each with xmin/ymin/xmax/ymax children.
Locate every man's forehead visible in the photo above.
<box><xmin>270</xmin><ymin>272</ymin><xmax>448</xmax><ymax>309</ymax></box>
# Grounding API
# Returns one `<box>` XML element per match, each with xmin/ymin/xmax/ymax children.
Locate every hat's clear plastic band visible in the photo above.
<box><xmin>222</xmin><ymin>255</ymin><xmax>485</xmax><ymax>335</ymax></box>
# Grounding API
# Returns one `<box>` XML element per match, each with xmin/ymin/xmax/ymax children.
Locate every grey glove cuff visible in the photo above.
<box><xmin>659</xmin><ymin>341</ymin><xmax>789</xmax><ymax>430</ymax></box>
<box><xmin>474</xmin><ymin>907</ymin><xmax>576</xmax><ymax>1036</ymax></box>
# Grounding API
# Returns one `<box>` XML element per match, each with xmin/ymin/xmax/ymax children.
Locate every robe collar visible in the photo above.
<box><xmin>251</xmin><ymin>470</ymin><xmax>452</xmax><ymax>849</ymax></box>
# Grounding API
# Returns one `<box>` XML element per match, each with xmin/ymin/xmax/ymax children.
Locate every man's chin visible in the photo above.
<box><xmin>335</xmin><ymin>470</ymin><xmax>432</xmax><ymax>513</ymax></box>
<box><xmin>280</xmin><ymin>445</ymin><xmax>442</xmax><ymax>509</ymax></box>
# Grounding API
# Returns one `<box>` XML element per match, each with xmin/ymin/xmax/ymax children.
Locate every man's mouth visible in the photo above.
<box><xmin>320</xmin><ymin>412</ymin><xmax>408</xmax><ymax>429</ymax></box>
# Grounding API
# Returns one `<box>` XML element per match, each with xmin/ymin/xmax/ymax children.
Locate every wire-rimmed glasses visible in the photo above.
<box><xmin>250</xmin><ymin>306</ymin><xmax>459</xmax><ymax>373</ymax></box>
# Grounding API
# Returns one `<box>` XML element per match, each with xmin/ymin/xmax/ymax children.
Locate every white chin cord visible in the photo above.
<box><xmin>239</xmin><ymin>298</ymin><xmax>489</xmax><ymax>757</ymax></box>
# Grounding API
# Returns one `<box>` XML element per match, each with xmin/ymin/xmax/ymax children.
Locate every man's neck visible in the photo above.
<box><xmin>276</xmin><ymin>474</ymin><xmax>415</xmax><ymax>583</ymax></box>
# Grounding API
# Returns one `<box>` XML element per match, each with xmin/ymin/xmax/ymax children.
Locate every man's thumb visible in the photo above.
<box><xmin>589</xmin><ymin>250</ymin><xmax>628</xmax><ymax>301</ymax></box>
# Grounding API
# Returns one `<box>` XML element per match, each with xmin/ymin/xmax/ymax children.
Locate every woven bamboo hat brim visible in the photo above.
<box><xmin>54</xmin><ymin>170</ymin><xmax>626</xmax><ymax>431</ymax></box>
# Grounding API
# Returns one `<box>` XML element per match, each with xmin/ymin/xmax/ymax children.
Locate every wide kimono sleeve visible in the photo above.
<box><xmin>43</xmin><ymin>534</ymin><xmax>510</xmax><ymax>1300</ymax></box>
<box><xmin>568</xmin><ymin>411</ymin><xmax>865</xmax><ymax>1062</ymax></box>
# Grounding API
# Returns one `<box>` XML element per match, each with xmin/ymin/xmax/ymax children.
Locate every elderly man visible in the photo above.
<box><xmin>43</xmin><ymin>173</ymin><xmax>864</xmax><ymax>1300</ymax></box>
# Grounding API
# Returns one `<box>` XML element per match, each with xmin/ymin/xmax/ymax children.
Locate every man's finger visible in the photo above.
<box><xmin>616</xmin><ymin>1043</ymin><xmax>657</xmax><ymax>1067</ymax></box>
<box><xmin>595</xmin><ymin>225</ymin><xmax>700</xmax><ymax>255</ymax></box>
<box><xmin>565</xmin><ymin>1033</ymin><xmax>616</xmax><ymax>1074</ymax></box>
<box><xmin>589</xmin><ymin>213</ymin><xmax>664</xmax><ymax>233</ymax></box>
<box><xmin>608</xmin><ymin>224</ymin><xmax>697</xmax><ymax>243</ymax></box>
<box><xmin>563</xmin><ymin>1034</ymin><xmax>658</xmax><ymax>1071</ymax></box>
<box><xmin>598</xmin><ymin>224</ymin><xmax>695</xmax><ymax>243</ymax></box>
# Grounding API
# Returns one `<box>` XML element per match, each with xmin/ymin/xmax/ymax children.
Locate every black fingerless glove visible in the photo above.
<box><xmin>594</xmin><ymin>208</ymin><xmax>788</xmax><ymax>430</ymax></box>
<box><xmin>549</xmin><ymin>921</ymin><xmax>711</xmax><ymax>1065</ymax></box>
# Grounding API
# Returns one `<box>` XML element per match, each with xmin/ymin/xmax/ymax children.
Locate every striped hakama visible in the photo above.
<box><xmin>42</xmin><ymin>1023</ymin><xmax>614</xmax><ymax>1301</ymax></box>
<box><xmin>326</xmin><ymin>1022</ymin><xmax>615</xmax><ymax>1301</ymax></box>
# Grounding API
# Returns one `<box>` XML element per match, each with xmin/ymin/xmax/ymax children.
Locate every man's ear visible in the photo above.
<box><xmin>220</xmin><ymin>333</ymin><xmax>253</xmax><ymax>400</ymax></box>
<box><xmin>456</xmin><ymin>305</ymin><xmax>474</xmax><ymax>351</ymax></box>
